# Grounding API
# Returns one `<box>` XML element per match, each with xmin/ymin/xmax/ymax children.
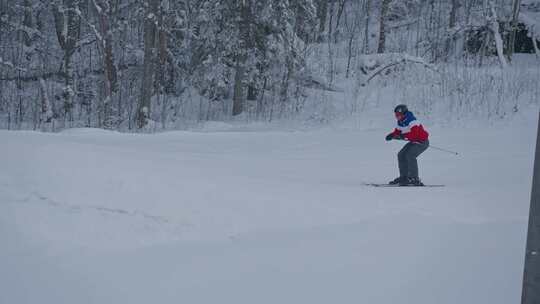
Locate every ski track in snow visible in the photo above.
<box><xmin>10</xmin><ymin>191</ymin><xmax>171</xmax><ymax>224</ymax></box>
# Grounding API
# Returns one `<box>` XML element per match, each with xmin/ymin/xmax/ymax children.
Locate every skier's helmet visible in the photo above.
<box><xmin>394</xmin><ymin>104</ymin><xmax>408</xmax><ymax>114</ymax></box>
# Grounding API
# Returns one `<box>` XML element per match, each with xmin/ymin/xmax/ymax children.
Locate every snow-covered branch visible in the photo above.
<box><xmin>360</xmin><ymin>54</ymin><xmax>439</xmax><ymax>86</ymax></box>
<box><xmin>0</xmin><ymin>57</ymin><xmax>27</xmax><ymax>72</ymax></box>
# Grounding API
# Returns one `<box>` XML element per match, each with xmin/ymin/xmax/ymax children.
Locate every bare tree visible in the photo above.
<box><xmin>377</xmin><ymin>0</ymin><xmax>392</xmax><ymax>53</ymax></box>
<box><xmin>315</xmin><ymin>0</ymin><xmax>328</xmax><ymax>42</ymax></box>
<box><xmin>363</xmin><ymin>0</ymin><xmax>372</xmax><ymax>54</ymax></box>
<box><xmin>507</xmin><ymin>0</ymin><xmax>522</xmax><ymax>60</ymax></box>
<box><xmin>442</xmin><ymin>0</ymin><xmax>460</xmax><ymax>61</ymax></box>
<box><xmin>333</xmin><ymin>0</ymin><xmax>348</xmax><ymax>44</ymax></box>
<box><xmin>487</xmin><ymin>1</ymin><xmax>508</xmax><ymax>68</ymax></box>
<box><xmin>92</xmin><ymin>0</ymin><xmax>118</xmax><ymax>129</ymax></box>
<box><xmin>39</xmin><ymin>77</ymin><xmax>53</xmax><ymax>130</ymax></box>
<box><xmin>232</xmin><ymin>0</ymin><xmax>251</xmax><ymax>116</ymax></box>
<box><xmin>136</xmin><ymin>0</ymin><xmax>160</xmax><ymax>129</ymax></box>
<box><xmin>22</xmin><ymin>0</ymin><xmax>33</xmax><ymax>47</ymax></box>
<box><xmin>344</xmin><ymin>0</ymin><xmax>361</xmax><ymax>77</ymax></box>
<box><xmin>52</xmin><ymin>0</ymin><xmax>82</xmax><ymax>125</ymax></box>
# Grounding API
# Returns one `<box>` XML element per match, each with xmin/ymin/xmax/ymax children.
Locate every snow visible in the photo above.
<box><xmin>358</xmin><ymin>53</ymin><xmax>438</xmax><ymax>86</ymax></box>
<box><xmin>91</xmin><ymin>0</ymin><xmax>103</xmax><ymax>14</ymax></box>
<box><xmin>0</xmin><ymin>57</ymin><xmax>26</xmax><ymax>72</ymax></box>
<box><xmin>6</xmin><ymin>21</ymin><xmax>43</xmax><ymax>38</ymax></box>
<box><xmin>62</xmin><ymin>6</ymin><xmax>68</xmax><ymax>44</ymax></box>
<box><xmin>59</xmin><ymin>127</ymin><xmax>120</xmax><ymax>135</ymax></box>
<box><xmin>0</xmin><ymin>57</ymin><xmax>13</xmax><ymax>68</ymax></box>
<box><xmin>520</xmin><ymin>1</ymin><xmax>540</xmax><ymax>45</ymax></box>
<box><xmin>0</xmin><ymin>109</ymin><xmax>536</xmax><ymax>304</ymax></box>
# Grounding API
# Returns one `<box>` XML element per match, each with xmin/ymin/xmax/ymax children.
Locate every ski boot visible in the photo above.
<box><xmin>389</xmin><ymin>176</ymin><xmax>406</xmax><ymax>185</ymax></box>
<box><xmin>406</xmin><ymin>177</ymin><xmax>424</xmax><ymax>186</ymax></box>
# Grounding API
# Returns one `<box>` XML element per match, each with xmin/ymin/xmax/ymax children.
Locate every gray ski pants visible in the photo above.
<box><xmin>398</xmin><ymin>140</ymin><xmax>429</xmax><ymax>179</ymax></box>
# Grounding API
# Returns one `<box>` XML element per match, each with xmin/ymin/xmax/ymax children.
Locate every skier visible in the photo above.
<box><xmin>385</xmin><ymin>104</ymin><xmax>429</xmax><ymax>186</ymax></box>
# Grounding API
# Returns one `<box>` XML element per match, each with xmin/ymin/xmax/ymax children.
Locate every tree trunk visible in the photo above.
<box><xmin>232</xmin><ymin>1</ymin><xmax>250</xmax><ymax>116</ymax></box>
<box><xmin>93</xmin><ymin>0</ymin><xmax>118</xmax><ymax>129</ymax></box>
<box><xmin>316</xmin><ymin>0</ymin><xmax>328</xmax><ymax>42</ymax></box>
<box><xmin>279</xmin><ymin>56</ymin><xmax>293</xmax><ymax>118</ymax></box>
<box><xmin>327</xmin><ymin>1</ymin><xmax>335</xmax><ymax>84</ymax></box>
<box><xmin>377</xmin><ymin>0</ymin><xmax>392</xmax><ymax>53</ymax></box>
<box><xmin>346</xmin><ymin>30</ymin><xmax>355</xmax><ymax>77</ymax></box>
<box><xmin>532</xmin><ymin>30</ymin><xmax>540</xmax><ymax>57</ymax></box>
<box><xmin>363</xmin><ymin>0</ymin><xmax>371</xmax><ymax>54</ymax></box>
<box><xmin>247</xmin><ymin>84</ymin><xmax>257</xmax><ymax>101</ymax></box>
<box><xmin>52</xmin><ymin>0</ymin><xmax>82</xmax><ymax>125</ymax></box>
<box><xmin>39</xmin><ymin>77</ymin><xmax>53</xmax><ymax>130</ymax></box>
<box><xmin>507</xmin><ymin>0</ymin><xmax>521</xmax><ymax>59</ymax></box>
<box><xmin>444</xmin><ymin>0</ymin><xmax>459</xmax><ymax>61</ymax></box>
<box><xmin>488</xmin><ymin>1</ymin><xmax>508</xmax><ymax>68</ymax></box>
<box><xmin>136</xmin><ymin>0</ymin><xmax>159</xmax><ymax>129</ymax></box>
<box><xmin>22</xmin><ymin>0</ymin><xmax>33</xmax><ymax>47</ymax></box>
<box><xmin>334</xmin><ymin>0</ymin><xmax>347</xmax><ymax>44</ymax></box>
<box><xmin>232</xmin><ymin>60</ymin><xmax>246</xmax><ymax>116</ymax></box>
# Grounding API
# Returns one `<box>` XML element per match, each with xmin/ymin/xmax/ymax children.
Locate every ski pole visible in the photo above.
<box><xmin>405</xmin><ymin>140</ymin><xmax>459</xmax><ymax>156</ymax></box>
<box><xmin>427</xmin><ymin>144</ymin><xmax>459</xmax><ymax>156</ymax></box>
<box><xmin>394</xmin><ymin>138</ymin><xmax>459</xmax><ymax>155</ymax></box>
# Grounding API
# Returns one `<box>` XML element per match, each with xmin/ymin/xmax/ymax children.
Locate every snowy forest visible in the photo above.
<box><xmin>0</xmin><ymin>0</ymin><xmax>539</xmax><ymax>131</ymax></box>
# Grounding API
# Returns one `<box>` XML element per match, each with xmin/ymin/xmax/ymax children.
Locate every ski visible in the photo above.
<box><xmin>363</xmin><ymin>183</ymin><xmax>445</xmax><ymax>188</ymax></box>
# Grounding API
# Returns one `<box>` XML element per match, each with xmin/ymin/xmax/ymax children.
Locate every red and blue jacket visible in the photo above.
<box><xmin>391</xmin><ymin>111</ymin><xmax>429</xmax><ymax>142</ymax></box>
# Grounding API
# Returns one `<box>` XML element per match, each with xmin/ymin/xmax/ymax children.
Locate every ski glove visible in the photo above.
<box><xmin>386</xmin><ymin>133</ymin><xmax>405</xmax><ymax>141</ymax></box>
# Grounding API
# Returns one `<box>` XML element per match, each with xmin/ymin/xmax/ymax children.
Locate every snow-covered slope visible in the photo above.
<box><xmin>0</xmin><ymin>110</ymin><xmax>536</xmax><ymax>304</ymax></box>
